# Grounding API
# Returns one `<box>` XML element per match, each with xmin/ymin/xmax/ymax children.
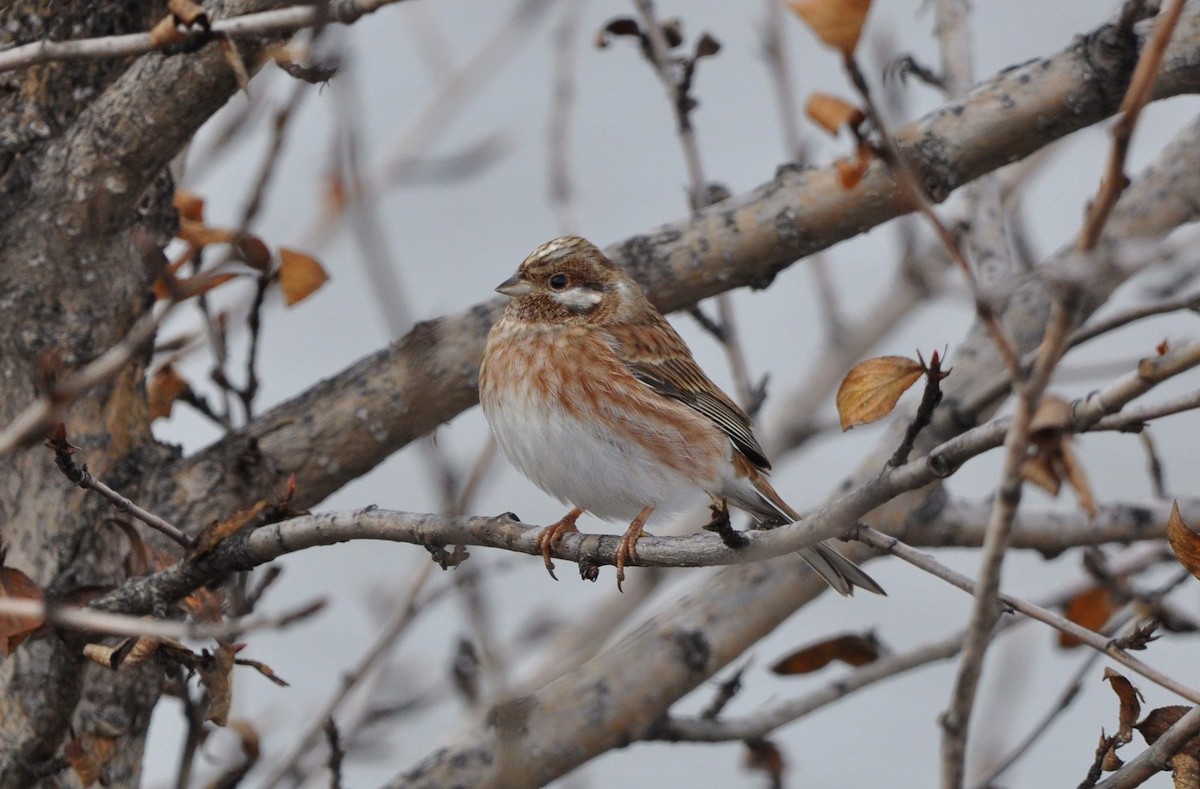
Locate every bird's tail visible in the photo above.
<box><xmin>729</xmin><ymin>455</ymin><xmax>885</xmax><ymax>596</ymax></box>
<box><xmin>798</xmin><ymin>542</ymin><xmax>886</xmax><ymax>596</ymax></box>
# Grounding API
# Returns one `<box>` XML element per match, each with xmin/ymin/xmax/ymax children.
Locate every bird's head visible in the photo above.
<box><xmin>495</xmin><ymin>235</ymin><xmax>639</xmax><ymax>324</ymax></box>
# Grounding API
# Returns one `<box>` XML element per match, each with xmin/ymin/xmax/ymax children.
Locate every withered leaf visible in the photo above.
<box><xmin>181</xmin><ymin>585</ymin><xmax>226</xmax><ymax>624</ymax></box>
<box><xmin>789</xmin><ymin>0</ymin><xmax>872</xmax><ymax>55</ymax></box>
<box><xmin>1058</xmin><ymin>440</ymin><xmax>1098</xmax><ymax>518</ymax></box>
<box><xmin>771</xmin><ymin>632</ymin><xmax>882</xmax><ymax>674</ymax></box>
<box><xmin>201</xmin><ymin>643</ymin><xmax>237</xmax><ymax>726</ymax></box>
<box><xmin>178</xmin><ymin>218</ymin><xmax>234</xmax><ymax>249</ymax></box>
<box><xmin>232</xmin><ymin>233</ymin><xmax>272</xmax><ymax>272</ymax></box>
<box><xmin>743</xmin><ymin>737</ymin><xmax>785</xmax><ymax>783</ymax></box>
<box><xmin>172</xmin><ymin>190</ymin><xmax>205</xmax><ymax>222</ymax></box>
<box><xmin>65</xmin><ymin>734</ymin><xmax>118</xmax><ymax>787</ymax></box>
<box><xmin>1167</xmin><ymin>501</ymin><xmax>1200</xmax><ymax>582</ymax></box>
<box><xmin>805</xmin><ymin>92</ymin><xmax>864</xmax><ymax>135</ymax></box>
<box><xmin>167</xmin><ymin>0</ymin><xmax>208</xmax><ymax>27</ymax></box>
<box><xmin>1019</xmin><ymin>452</ymin><xmax>1061</xmax><ymax>496</ymax></box>
<box><xmin>1059</xmin><ymin>587</ymin><xmax>1114</xmax><ymax>649</ymax></box>
<box><xmin>148</xmin><ymin>364</ymin><xmax>188</xmax><ymax>421</ymax></box>
<box><xmin>1029</xmin><ymin>395</ymin><xmax>1073</xmax><ymax>436</ymax></box>
<box><xmin>836</xmin><ymin>355</ymin><xmax>924</xmax><ymax>430</ymax></box>
<box><xmin>1104</xmin><ymin>667</ymin><xmax>1143</xmax><ymax>745</ymax></box>
<box><xmin>192</xmin><ymin>500</ymin><xmax>269</xmax><ymax>558</ymax></box>
<box><xmin>835</xmin><ymin>144</ymin><xmax>873</xmax><ymax>189</ymax></box>
<box><xmin>278</xmin><ymin>248</ymin><xmax>330</xmax><ymax>306</ymax></box>
<box><xmin>1137</xmin><ymin>705</ymin><xmax>1191</xmax><ymax>742</ymax></box>
<box><xmin>0</xmin><ymin>565</ymin><xmax>44</xmax><ymax>656</ymax></box>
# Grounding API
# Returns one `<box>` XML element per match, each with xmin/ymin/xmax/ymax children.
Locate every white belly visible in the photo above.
<box><xmin>481</xmin><ymin>387</ymin><xmax>708</xmax><ymax>523</ymax></box>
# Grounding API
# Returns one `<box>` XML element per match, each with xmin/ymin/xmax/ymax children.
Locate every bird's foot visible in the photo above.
<box><xmin>703</xmin><ymin>500</ymin><xmax>747</xmax><ymax>549</ymax></box>
<box><xmin>536</xmin><ymin>507</ymin><xmax>583</xmax><ymax>580</ymax></box>
<box><xmin>615</xmin><ymin>506</ymin><xmax>655</xmax><ymax>592</ymax></box>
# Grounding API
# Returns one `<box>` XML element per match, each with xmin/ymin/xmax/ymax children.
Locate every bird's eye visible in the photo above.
<box><xmin>548</xmin><ymin>273</ymin><xmax>569</xmax><ymax>290</ymax></box>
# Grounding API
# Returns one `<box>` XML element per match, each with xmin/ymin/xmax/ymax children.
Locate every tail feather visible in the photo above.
<box><xmin>726</xmin><ymin>454</ymin><xmax>885</xmax><ymax>596</ymax></box>
<box><xmin>799</xmin><ymin>542</ymin><xmax>886</xmax><ymax>596</ymax></box>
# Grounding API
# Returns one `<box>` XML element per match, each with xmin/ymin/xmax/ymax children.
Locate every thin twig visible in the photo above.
<box><xmin>259</xmin><ymin>560</ymin><xmax>435</xmax><ymax>788</ymax></box>
<box><xmin>1078</xmin><ymin>0</ymin><xmax>1188</xmax><ymax>252</ymax></box>
<box><xmin>46</xmin><ymin>425</ymin><xmax>193</xmax><ymax>549</ymax></box>
<box><xmin>858</xmin><ymin>527</ymin><xmax>1200</xmax><ymax>705</ymax></box>
<box><xmin>1094</xmin><ymin>704</ymin><xmax>1200</xmax><ymax>788</ymax></box>
<box><xmin>0</xmin><ymin>301</ymin><xmax>173</xmax><ymax>456</ymax></box>
<box><xmin>547</xmin><ymin>0</ymin><xmax>587</xmax><ymax>234</ymax></box>
<box><xmin>0</xmin><ymin>0</ymin><xmax>411</xmax><ymax>74</ymax></box>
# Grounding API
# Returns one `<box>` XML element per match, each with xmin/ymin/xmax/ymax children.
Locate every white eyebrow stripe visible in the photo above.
<box><xmin>552</xmin><ymin>286</ymin><xmax>603</xmax><ymax>312</ymax></box>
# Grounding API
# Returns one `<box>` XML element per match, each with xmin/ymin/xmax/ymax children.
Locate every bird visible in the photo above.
<box><xmin>478</xmin><ymin>235</ymin><xmax>883</xmax><ymax>595</ymax></box>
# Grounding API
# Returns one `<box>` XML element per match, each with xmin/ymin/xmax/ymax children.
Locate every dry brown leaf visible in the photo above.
<box><xmin>148</xmin><ymin>364</ymin><xmax>188</xmax><ymax>421</ymax></box>
<box><xmin>278</xmin><ymin>248</ymin><xmax>330</xmax><ymax>306</ymax></box>
<box><xmin>192</xmin><ymin>501</ymin><xmax>269</xmax><ymax>558</ymax></box>
<box><xmin>804</xmin><ymin>92</ymin><xmax>864</xmax><ymax>135</ymax></box>
<box><xmin>771</xmin><ymin>632</ymin><xmax>882</xmax><ymax>674</ymax></box>
<box><xmin>789</xmin><ymin>0</ymin><xmax>872</xmax><ymax>55</ymax></box>
<box><xmin>233</xmin><ymin>234</ymin><xmax>272</xmax><ymax>271</ymax></box>
<box><xmin>1029</xmin><ymin>395</ymin><xmax>1073</xmax><ymax>435</ymax></box>
<box><xmin>1019</xmin><ymin>452</ymin><xmax>1061</xmax><ymax>496</ymax></box>
<box><xmin>148</xmin><ymin>15</ymin><xmax>185</xmax><ymax>48</ymax></box>
<box><xmin>83</xmin><ymin>639</ymin><xmax>132</xmax><ymax>669</ymax></box>
<box><xmin>178</xmin><ymin>218</ymin><xmax>234</xmax><ymax>249</ymax></box>
<box><xmin>227</xmin><ymin>720</ymin><xmax>262</xmax><ymax>759</ymax></box>
<box><xmin>1105</xmin><ymin>667</ymin><xmax>1143</xmax><ymax>744</ymax></box>
<box><xmin>1168</xmin><ymin>501</ymin><xmax>1200</xmax><ymax>582</ymax></box>
<box><xmin>834</xmin><ymin>144</ymin><xmax>873</xmax><ymax>189</ymax></box>
<box><xmin>181</xmin><ymin>585</ymin><xmax>226</xmax><ymax>624</ymax></box>
<box><xmin>1059</xmin><ymin>587</ymin><xmax>1114</xmax><ymax>648</ymax></box>
<box><xmin>167</xmin><ymin>0</ymin><xmax>208</xmax><ymax>26</ymax></box>
<box><xmin>836</xmin><ymin>355</ymin><xmax>923</xmax><ymax>430</ymax></box>
<box><xmin>201</xmin><ymin>644</ymin><xmax>237</xmax><ymax>726</ymax></box>
<box><xmin>743</xmin><ymin>737</ymin><xmax>785</xmax><ymax>783</ymax></box>
<box><xmin>65</xmin><ymin>734</ymin><xmax>118</xmax><ymax>787</ymax></box>
<box><xmin>1058</xmin><ymin>440</ymin><xmax>1098</xmax><ymax>518</ymax></box>
<box><xmin>172</xmin><ymin>190</ymin><xmax>205</xmax><ymax>222</ymax></box>
<box><xmin>0</xmin><ymin>565</ymin><xmax>44</xmax><ymax>656</ymax></box>
<box><xmin>1137</xmin><ymin>705</ymin><xmax>1193</xmax><ymax>744</ymax></box>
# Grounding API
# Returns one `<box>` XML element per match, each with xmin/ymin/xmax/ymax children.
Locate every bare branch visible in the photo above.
<box><xmin>0</xmin><ymin>0</ymin><xmax>411</xmax><ymax>75</ymax></box>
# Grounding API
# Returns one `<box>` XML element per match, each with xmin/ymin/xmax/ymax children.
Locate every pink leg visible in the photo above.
<box><xmin>535</xmin><ymin>507</ymin><xmax>583</xmax><ymax>580</ymax></box>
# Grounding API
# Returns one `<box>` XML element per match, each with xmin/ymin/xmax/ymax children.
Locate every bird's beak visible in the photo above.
<box><xmin>495</xmin><ymin>273</ymin><xmax>534</xmax><ymax>297</ymax></box>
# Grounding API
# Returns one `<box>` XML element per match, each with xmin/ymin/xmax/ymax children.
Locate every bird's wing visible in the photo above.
<box><xmin>605</xmin><ymin>319</ymin><xmax>771</xmax><ymax>470</ymax></box>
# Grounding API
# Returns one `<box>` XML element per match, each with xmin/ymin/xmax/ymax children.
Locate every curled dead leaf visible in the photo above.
<box><xmin>1059</xmin><ymin>587</ymin><xmax>1114</xmax><ymax>648</ymax></box>
<box><xmin>789</xmin><ymin>0</ymin><xmax>872</xmax><ymax>55</ymax></box>
<box><xmin>65</xmin><ymin>734</ymin><xmax>118</xmax><ymax>787</ymax></box>
<box><xmin>1030</xmin><ymin>395</ymin><xmax>1073</xmax><ymax>436</ymax></box>
<box><xmin>805</xmin><ymin>92</ymin><xmax>864</xmax><ymax>135</ymax></box>
<box><xmin>0</xmin><ymin>565</ymin><xmax>44</xmax><ymax>656</ymax></box>
<box><xmin>201</xmin><ymin>644</ymin><xmax>237</xmax><ymax>726</ymax></box>
<box><xmin>278</xmin><ymin>248</ymin><xmax>330</xmax><ymax>306</ymax></box>
<box><xmin>172</xmin><ymin>190</ymin><xmax>205</xmax><ymax>222</ymax></box>
<box><xmin>192</xmin><ymin>501</ymin><xmax>269</xmax><ymax>558</ymax></box>
<box><xmin>1168</xmin><ymin>501</ymin><xmax>1200</xmax><ymax>582</ymax></box>
<box><xmin>836</xmin><ymin>355</ymin><xmax>924</xmax><ymax>430</ymax></box>
<box><xmin>1105</xmin><ymin>667</ymin><xmax>1143</xmax><ymax>745</ymax></box>
<box><xmin>1137</xmin><ymin>705</ymin><xmax>1192</xmax><ymax>743</ymax></box>
<box><xmin>743</xmin><ymin>737</ymin><xmax>785</xmax><ymax>784</ymax></box>
<box><xmin>771</xmin><ymin>632</ymin><xmax>882</xmax><ymax>674</ymax></box>
<box><xmin>148</xmin><ymin>364</ymin><xmax>188</xmax><ymax>421</ymax></box>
